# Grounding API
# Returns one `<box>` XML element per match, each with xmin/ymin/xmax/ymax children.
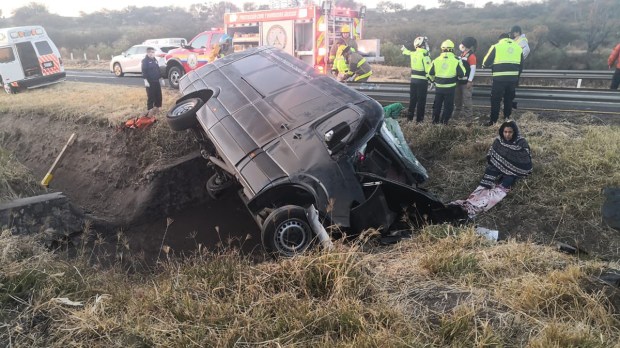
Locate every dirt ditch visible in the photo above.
<box><xmin>0</xmin><ymin>111</ymin><xmax>261</xmax><ymax>258</ymax></box>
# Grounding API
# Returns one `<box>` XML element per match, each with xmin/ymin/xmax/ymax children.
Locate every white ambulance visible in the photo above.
<box><xmin>0</xmin><ymin>26</ymin><xmax>66</xmax><ymax>94</ymax></box>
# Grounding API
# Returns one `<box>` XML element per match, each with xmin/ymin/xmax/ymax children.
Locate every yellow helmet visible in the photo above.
<box><xmin>441</xmin><ymin>39</ymin><xmax>455</xmax><ymax>51</ymax></box>
<box><xmin>341</xmin><ymin>24</ymin><xmax>351</xmax><ymax>33</ymax></box>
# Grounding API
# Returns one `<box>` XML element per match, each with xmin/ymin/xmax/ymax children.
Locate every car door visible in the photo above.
<box><xmin>127</xmin><ymin>46</ymin><xmax>147</xmax><ymax>73</ymax></box>
<box><xmin>0</xmin><ymin>46</ymin><xmax>24</xmax><ymax>84</ymax></box>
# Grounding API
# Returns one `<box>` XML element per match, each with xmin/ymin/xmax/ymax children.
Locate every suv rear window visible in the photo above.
<box><xmin>0</xmin><ymin>47</ymin><xmax>16</xmax><ymax>63</ymax></box>
<box><xmin>35</xmin><ymin>41</ymin><xmax>53</xmax><ymax>55</ymax></box>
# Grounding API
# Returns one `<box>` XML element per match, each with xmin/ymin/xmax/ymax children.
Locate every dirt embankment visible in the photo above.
<box><xmin>0</xmin><ymin>111</ymin><xmax>199</xmax><ymax>224</ymax></box>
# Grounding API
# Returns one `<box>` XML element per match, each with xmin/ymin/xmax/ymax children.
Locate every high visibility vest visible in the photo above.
<box><xmin>489</xmin><ymin>38</ymin><xmax>522</xmax><ymax>77</ymax></box>
<box><xmin>347</xmin><ymin>52</ymin><xmax>372</xmax><ymax>81</ymax></box>
<box><xmin>404</xmin><ymin>48</ymin><xmax>431</xmax><ymax>80</ymax></box>
<box><xmin>431</xmin><ymin>52</ymin><xmax>464</xmax><ymax>89</ymax></box>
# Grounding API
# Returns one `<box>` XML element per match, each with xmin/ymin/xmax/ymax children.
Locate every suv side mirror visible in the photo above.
<box><xmin>122</xmin><ymin>51</ymin><xmax>127</xmax><ymax>57</ymax></box>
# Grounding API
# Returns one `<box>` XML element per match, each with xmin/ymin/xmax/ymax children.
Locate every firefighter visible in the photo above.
<box><xmin>482</xmin><ymin>33</ymin><xmax>523</xmax><ymax>126</ymax></box>
<box><xmin>341</xmin><ymin>46</ymin><xmax>372</xmax><ymax>82</ymax></box>
<box><xmin>428</xmin><ymin>40</ymin><xmax>466</xmax><ymax>125</ymax></box>
<box><xmin>401</xmin><ymin>36</ymin><xmax>431</xmax><ymax>122</ymax></box>
<box><xmin>331</xmin><ymin>45</ymin><xmax>350</xmax><ymax>81</ymax></box>
<box><xmin>217</xmin><ymin>34</ymin><xmax>234</xmax><ymax>58</ymax></box>
<box><xmin>328</xmin><ymin>24</ymin><xmax>358</xmax><ymax>64</ymax></box>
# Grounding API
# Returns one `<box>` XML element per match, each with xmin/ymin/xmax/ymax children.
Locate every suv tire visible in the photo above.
<box><xmin>261</xmin><ymin>205</ymin><xmax>315</xmax><ymax>258</ymax></box>
<box><xmin>168</xmin><ymin>66</ymin><xmax>183</xmax><ymax>89</ymax></box>
<box><xmin>166</xmin><ymin>98</ymin><xmax>204</xmax><ymax>131</ymax></box>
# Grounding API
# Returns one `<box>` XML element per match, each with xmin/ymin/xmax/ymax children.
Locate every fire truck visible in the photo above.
<box><xmin>223</xmin><ymin>4</ymin><xmax>382</xmax><ymax>74</ymax></box>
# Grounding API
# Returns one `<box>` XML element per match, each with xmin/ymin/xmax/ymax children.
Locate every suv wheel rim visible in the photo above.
<box><xmin>170</xmin><ymin>100</ymin><xmax>197</xmax><ymax>117</ymax></box>
<box><xmin>170</xmin><ymin>71</ymin><xmax>180</xmax><ymax>85</ymax></box>
<box><xmin>275</xmin><ymin>219</ymin><xmax>308</xmax><ymax>254</ymax></box>
<box><xmin>114</xmin><ymin>65</ymin><xmax>121</xmax><ymax>75</ymax></box>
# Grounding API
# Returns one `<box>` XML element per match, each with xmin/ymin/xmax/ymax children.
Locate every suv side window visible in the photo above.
<box><xmin>191</xmin><ymin>34</ymin><xmax>209</xmax><ymax>49</ymax></box>
<box><xmin>126</xmin><ymin>46</ymin><xmax>138</xmax><ymax>55</ymax></box>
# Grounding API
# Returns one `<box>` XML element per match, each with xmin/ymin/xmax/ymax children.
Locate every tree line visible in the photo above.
<box><xmin>1</xmin><ymin>0</ymin><xmax>618</xmax><ymax>69</ymax></box>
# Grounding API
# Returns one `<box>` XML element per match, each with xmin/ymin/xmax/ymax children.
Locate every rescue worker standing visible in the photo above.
<box><xmin>510</xmin><ymin>26</ymin><xmax>530</xmax><ymax>59</ymax></box>
<box><xmin>341</xmin><ymin>46</ymin><xmax>372</xmax><ymax>82</ymax></box>
<box><xmin>482</xmin><ymin>33</ymin><xmax>523</xmax><ymax>126</ymax></box>
<box><xmin>608</xmin><ymin>42</ymin><xmax>620</xmax><ymax>90</ymax></box>
<box><xmin>141</xmin><ymin>47</ymin><xmax>163</xmax><ymax>115</ymax></box>
<box><xmin>328</xmin><ymin>24</ymin><xmax>358</xmax><ymax>65</ymax></box>
<box><xmin>401</xmin><ymin>36</ymin><xmax>431</xmax><ymax>122</ymax></box>
<box><xmin>454</xmin><ymin>37</ymin><xmax>477</xmax><ymax>120</ymax></box>
<box><xmin>428</xmin><ymin>40</ymin><xmax>466</xmax><ymax>125</ymax></box>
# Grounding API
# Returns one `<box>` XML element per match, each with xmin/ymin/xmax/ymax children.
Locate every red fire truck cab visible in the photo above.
<box><xmin>164</xmin><ymin>29</ymin><xmax>224</xmax><ymax>89</ymax></box>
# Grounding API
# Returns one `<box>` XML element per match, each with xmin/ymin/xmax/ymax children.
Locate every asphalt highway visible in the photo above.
<box><xmin>65</xmin><ymin>70</ymin><xmax>620</xmax><ymax>115</ymax></box>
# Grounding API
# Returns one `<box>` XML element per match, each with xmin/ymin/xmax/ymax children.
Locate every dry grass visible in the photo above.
<box><xmin>1</xmin><ymin>83</ymin><xmax>620</xmax><ymax>346</ymax></box>
<box><xmin>0</xmin><ymin>148</ymin><xmax>40</xmax><ymax>203</ymax></box>
<box><xmin>402</xmin><ymin>112</ymin><xmax>620</xmax><ymax>258</ymax></box>
<box><xmin>2</xmin><ymin>225</ymin><xmax>619</xmax><ymax>347</ymax></box>
<box><xmin>0</xmin><ymin>82</ymin><xmax>180</xmax><ymax>127</ymax></box>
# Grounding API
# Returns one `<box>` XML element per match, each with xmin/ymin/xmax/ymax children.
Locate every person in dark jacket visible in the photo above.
<box><xmin>141</xmin><ymin>47</ymin><xmax>163</xmax><ymax>115</ymax></box>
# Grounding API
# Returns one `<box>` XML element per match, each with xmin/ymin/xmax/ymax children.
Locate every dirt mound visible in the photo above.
<box><xmin>0</xmin><ymin>111</ymin><xmax>201</xmax><ymax>224</ymax></box>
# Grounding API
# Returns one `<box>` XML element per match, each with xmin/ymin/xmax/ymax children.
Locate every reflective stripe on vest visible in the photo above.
<box><xmin>433</xmin><ymin>53</ymin><xmax>460</xmax><ymax>88</ymax></box>
<box><xmin>354</xmin><ymin>71</ymin><xmax>372</xmax><ymax>81</ymax></box>
<box><xmin>492</xmin><ymin>39</ymin><xmax>521</xmax><ymax>77</ymax></box>
<box><xmin>410</xmin><ymin>49</ymin><xmax>429</xmax><ymax>80</ymax></box>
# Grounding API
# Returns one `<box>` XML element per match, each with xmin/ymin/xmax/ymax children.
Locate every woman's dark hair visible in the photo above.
<box><xmin>462</xmin><ymin>37</ymin><xmax>477</xmax><ymax>50</ymax></box>
<box><xmin>499</xmin><ymin>120</ymin><xmax>520</xmax><ymax>141</ymax></box>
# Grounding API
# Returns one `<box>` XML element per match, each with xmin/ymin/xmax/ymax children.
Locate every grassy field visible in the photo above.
<box><xmin>1</xmin><ymin>82</ymin><xmax>620</xmax><ymax>346</ymax></box>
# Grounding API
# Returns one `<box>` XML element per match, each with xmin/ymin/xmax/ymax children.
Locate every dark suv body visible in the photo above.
<box><xmin>166</xmin><ymin>47</ymin><xmax>462</xmax><ymax>257</ymax></box>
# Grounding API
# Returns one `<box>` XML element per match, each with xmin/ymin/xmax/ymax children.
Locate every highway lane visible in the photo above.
<box><xmin>65</xmin><ymin>70</ymin><xmax>619</xmax><ymax>115</ymax></box>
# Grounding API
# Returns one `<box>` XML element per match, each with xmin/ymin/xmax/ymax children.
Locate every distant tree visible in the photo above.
<box><xmin>243</xmin><ymin>2</ymin><xmax>257</xmax><ymax>11</ymax></box>
<box><xmin>581</xmin><ymin>0</ymin><xmax>619</xmax><ymax>53</ymax></box>
<box><xmin>376</xmin><ymin>1</ymin><xmax>403</xmax><ymax>13</ymax></box>
<box><xmin>12</xmin><ymin>2</ymin><xmax>49</xmax><ymax>16</ymax></box>
<box><xmin>412</xmin><ymin>5</ymin><xmax>425</xmax><ymax>12</ymax></box>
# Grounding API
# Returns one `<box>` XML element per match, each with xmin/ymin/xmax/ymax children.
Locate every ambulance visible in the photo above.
<box><xmin>0</xmin><ymin>26</ymin><xmax>66</xmax><ymax>94</ymax></box>
<box><xmin>224</xmin><ymin>4</ymin><xmax>383</xmax><ymax>74</ymax></box>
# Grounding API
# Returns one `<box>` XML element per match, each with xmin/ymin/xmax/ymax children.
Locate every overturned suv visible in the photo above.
<box><xmin>166</xmin><ymin>47</ymin><xmax>462</xmax><ymax>257</ymax></box>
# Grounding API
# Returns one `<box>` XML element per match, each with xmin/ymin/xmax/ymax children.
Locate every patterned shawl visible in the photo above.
<box><xmin>487</xmin><ymin>121</ymin><xmax>533</xmax><ymax>177</ymax></box>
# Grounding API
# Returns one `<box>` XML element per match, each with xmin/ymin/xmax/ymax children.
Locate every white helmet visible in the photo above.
<box><xmin>413</xmin><ymin>36</ymin><xmax>428</xmax><ymax>49</ymax></box>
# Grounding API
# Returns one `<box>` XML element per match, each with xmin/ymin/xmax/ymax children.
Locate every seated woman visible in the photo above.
<box><xmin>451</xmin><ymin>120</ymin><xmax>533</xmax><ymax>218</ymax></box>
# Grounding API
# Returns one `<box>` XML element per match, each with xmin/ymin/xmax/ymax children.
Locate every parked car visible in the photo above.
<box><xmin>110</xmin><ymin>44</ymin><xmax>176</xmax><ymax>77</ymax></box>
<box><xmin>166</xmin><ymin>47</ymin><xmax>464</xmax><ymax>257</ymax></box>
<box><xmin>164</xmin><ymin>29</ymin><xmax>223</xmax><ymax>89</ymax></box>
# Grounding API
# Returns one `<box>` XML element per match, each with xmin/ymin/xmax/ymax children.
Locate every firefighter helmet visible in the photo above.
<box><xmin>413</xmin><ymin>36</ymin><xmax>427</xmax><ymax>48</ymax></box>
<box><xmin>341</xmin><ymin>24</ymin><xmax>351</xmax><ymax>33</ymax></box>
<box><xmin>219</xmin><ymin>34</ymin><xmax>233</xmax><ymax>46</ymax></box>
<box><xmin>441</xmin><ymin>39</ymin><xmax>455</xmax><ymax>51</ymax></box>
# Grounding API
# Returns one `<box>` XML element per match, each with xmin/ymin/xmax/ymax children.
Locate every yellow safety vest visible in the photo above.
<box><xmin>403</xmin><ymin>47</ymin><xmax>431</xmax><ymax>80</ymax></box>
<box><xmin>431</xmin><ymin>52</ymin><xmax>464</xmax><ymax>89</ymax></box>
<box><xmin>487</xmin><ymin>38</ymin><xmax>522</xmax><ymax>77</ymax></box>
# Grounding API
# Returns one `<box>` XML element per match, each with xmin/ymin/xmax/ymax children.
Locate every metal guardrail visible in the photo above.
<box><xmin>348</xmin><ymin>83</ymin><xmax>620</xmax><ymax>105</ymax></box>
<box><xmin>475</xmin><ymin>69</ymin><xmax>612</xmax><ymax>80</ymax></box>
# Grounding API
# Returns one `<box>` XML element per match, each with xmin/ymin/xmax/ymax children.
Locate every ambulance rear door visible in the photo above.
<box><xmin>33</xmin><ymin>39</ymin><xmax>64</xmax><ymax>75</ymax></box>
<box><xmin>15</xmin><ymin>41</ymin><xmax>42</xmax><ymax>78</ymax></box>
